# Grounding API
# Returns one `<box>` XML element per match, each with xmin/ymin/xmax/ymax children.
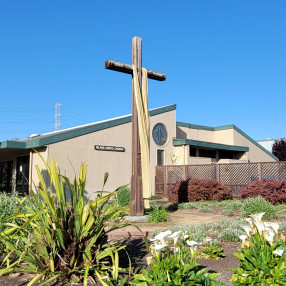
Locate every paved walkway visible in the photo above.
<box><xmin>108</xmin><ymin>209</ymin><xmax>235</xmax><ymax>237</ymax></box>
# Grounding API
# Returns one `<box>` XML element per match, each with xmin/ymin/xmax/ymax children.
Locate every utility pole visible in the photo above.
<box><xmin>54</xmin><ymin>102</ymin><xmax>62</xmax><ymax>131</ymax></box>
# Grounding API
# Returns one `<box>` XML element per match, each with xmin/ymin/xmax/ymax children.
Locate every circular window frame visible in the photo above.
<box><xmin>152</xmin><ymin>123</ymin><xmax>168</xmax><ymax>146</ymax></box>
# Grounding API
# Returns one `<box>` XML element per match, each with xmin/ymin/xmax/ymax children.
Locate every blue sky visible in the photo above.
<box><xmin>0</xmin><ymin>1</ymin><xmax>285</xmax><ymax>142</ymax></box>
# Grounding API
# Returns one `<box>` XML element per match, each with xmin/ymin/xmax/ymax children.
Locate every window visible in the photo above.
<box><xmin>199</xmin><ymin>148</ymin><xmax>216</xmax><ymax>158</ymax></box>
<box><xmin>0</xmin><ymin>161</ymin><xmax>13</xmax><ymax>193</ymax></box>
<box><xmin>189</xmin><ymin>147</ymin><xmax>196</xmax><ymax>157</ymax></box>
<box><xmin>157</xmin><ymin>150</ymin><xmax>165</xmax><ymax>166</ymax></box>
<box><xmin>16</xmin><ymin>155</ymin><xmax>29</xmax><ymax>195</ymax></box>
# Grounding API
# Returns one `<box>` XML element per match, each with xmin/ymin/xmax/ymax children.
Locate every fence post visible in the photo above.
<box><xmin>184</xmin><ymin>165</ymin><xmax>188</xmax><ymax>181</ymax></box>
<box><xmin>258</xmin><ymin>163</ymin><xmax>262</xmax><ymax>181</ymax></box>
<box><xmin>164</xmin><ymin>166</ymin><xmax>168</xmax><ymax>198</ymax></box>
<box><xmin>216</xmin><ymin>164</ymin><xmax>220</xmax><ymax>183</ymax></box>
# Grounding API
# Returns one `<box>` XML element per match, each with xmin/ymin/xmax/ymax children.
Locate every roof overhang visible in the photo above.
<box><xmin>173</xmin><ymin>139</ymin><xmax>249</xmax><ymax>152</ymax></box>
<box><xmin>0</xmin><ymin>104</ymin><xmax>176</xmax><ymax>151</ymax></box>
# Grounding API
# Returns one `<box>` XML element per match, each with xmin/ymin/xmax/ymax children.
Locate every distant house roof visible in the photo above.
<box><xmin>0</xmin><ymin>104</ymin><xmax>176</xmax><ymax>150</ymax></box>
<box><xmin>176</xmin><ymin>122</ymin><xmax>278</xmax><ymax>161</ymax></box>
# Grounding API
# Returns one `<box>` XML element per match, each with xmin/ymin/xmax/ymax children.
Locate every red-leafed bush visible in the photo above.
<box><xmin>168</xmin><ymin>180</ymin><xmax>189</xmax><ymax>203</ymax></box>
<box><xmin>187</xmin><ymin>178</ymin><xmax>233</xmax><ymax>202</ymax></box>
<box><xmin>239</xmin><ymin>179</ymin><xmax>286</xmax><ymax>204</ymax></box>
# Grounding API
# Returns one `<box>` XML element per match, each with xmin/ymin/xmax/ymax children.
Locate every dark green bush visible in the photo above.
<box><xmin>147</xmin><ymin>206</ymin><xmax>169</xmax><ymax>223</ymax></box>
<box><xmin>117</xmin><ymin>186</ymin><xmax>130</xmax><ymax>207</ymax></box>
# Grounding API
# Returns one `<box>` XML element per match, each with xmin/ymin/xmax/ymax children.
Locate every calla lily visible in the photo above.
<box><xmin>273</xmin><ymin>249</ymin><xmax>284</xmax><ymax>256</ymax></box>
<box><xmin>264</xmin><ymin>230</ymin><xmax>275</xmax><ymax>243</ymax></box>
<box><xmin>169</xmin><ymin>231</ymin><xmax>182</xmax><ymax>239</ymax></box>
<box><xmin>245</xmin><ymin>218</ymin><xmax>253</xmax><ymax>227</ymax></box>
<box><xmin>183</xmin><ymin>234</ymin><xmax>189</xmax><ymax>240</ymax></box>
<box><xmin>266</xmin><ymin>222</ymin><xmax>279</xmax><ymax>234</ymax></box>
<box><xmin>254</xmin><ymin>222</ymin><xmax>265</xmax><ymax>234</ymax></box>
<box><xmin>239</xmin><ymin>235</ymin><xmax>248</xmax><ymax>243</ymax></box>
<box><xmin>241</xmin><ymin>225</ymin><xmax>252</xmax><ymax>236</ymax></box>
<box><xmin>153</xmin><ymin>244</ymin><xmax>168</xmax><ymax>251</ymax></box>
<box><xmin>249</xmin><ymin>212</ymin><xmax>265</xmax><ymax>223</ymax></box>
<box><xmin>241</xmin><ymin>274</ymin><xmax>249</xmax><ymax>277</ymax></box>
<box><xmin>204</xmin><ymin>237</ymin><xmax>212</xmax><ymax>245</ymax></box>
<box><xmin>168</xmin><ymin>231</ymin><xmax>182</xmax><ymax>245</ymax></box>
<box><xmin>187</xmin><ymin>240</ymin><xmax>201</xmax><ymax>249</ymax></box>
<box><xmin>150</xmin><ymin>230</ymin><xmax>172</xmax><ymax>244</ymax></box>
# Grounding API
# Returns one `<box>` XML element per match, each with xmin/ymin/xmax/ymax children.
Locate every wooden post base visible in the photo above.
<box><xmin>130</xmin><ymin>174</ymin><xmax>144</xmax><ymax>216</ymax></box>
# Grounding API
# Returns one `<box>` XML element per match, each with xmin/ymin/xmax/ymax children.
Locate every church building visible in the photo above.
<box><xmin>0</xmin><ymin>104</ymin><xmax>277</xmax><ymax>197</ymax></box>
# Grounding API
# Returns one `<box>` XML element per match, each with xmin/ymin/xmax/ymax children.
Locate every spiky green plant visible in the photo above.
<box><xmin>0</xmin><ymin>155</ymin><xmax>129</xmax><ymax>285</ymax></box>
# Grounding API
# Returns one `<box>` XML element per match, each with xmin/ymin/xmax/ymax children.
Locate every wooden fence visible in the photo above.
<box><xmin>155</xmin><ymin>161</ymin><xmax>286</xmax><ymax>198</ymax></box>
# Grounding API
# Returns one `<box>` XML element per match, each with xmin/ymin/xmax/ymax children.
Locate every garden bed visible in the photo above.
<box><xmin>0</xmin><ymin>238</ymin><xmax>240</xmax><ymax>285</ymax></box>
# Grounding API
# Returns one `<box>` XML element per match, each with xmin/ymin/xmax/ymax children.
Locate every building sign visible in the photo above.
<box><xmin>94</xmin><ymin>145</ymin><xmax>125</xmax><ymax>152</ymax></box>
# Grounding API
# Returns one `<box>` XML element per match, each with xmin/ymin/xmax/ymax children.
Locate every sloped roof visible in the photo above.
<box><xmin>0</xmin><ymin>104</ymin><xmax>176</xmax><ymax>150</ymax></box>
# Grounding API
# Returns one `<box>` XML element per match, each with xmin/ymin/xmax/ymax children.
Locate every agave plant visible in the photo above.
<box><xmin>0</xmin><ymin>154</ymin><xmax>129</xmax><ymax>285</ymax></box>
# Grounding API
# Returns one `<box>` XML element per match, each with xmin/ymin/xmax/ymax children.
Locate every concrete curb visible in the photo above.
<box><xmin>108</xmin><ymin>230</ymin><xmax>151</xmax><ymax>237</ymax></box>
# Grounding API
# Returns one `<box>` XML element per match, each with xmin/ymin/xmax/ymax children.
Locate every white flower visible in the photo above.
<box><xmin>273</xmin><ymin>249</ymin><xmax>284</xmax><ymax>256</ymax></box>
<box><xmin>150</xmin><ymin>231</ymin><xmax>172</xmax><ymax>244</ymax></box>
<box><xmin>186</xmin><ymin>240</ymin><xmax>201</xmax><ymax>250</ymax></box>
<box><xmin>168</xmin><ymin>231</ymin><xmax>182</xmax><ymax>244</ymax></box>
<box><xmin>204</xmin><ymin>237</ymin><xmax>212</xmax><ymax>243</ymax></box>
<box><xmin>241</xmin><ymin>225</ymin><xmax>252</xmax><ymax>236</ymax></box>
<box><xmin>153</xmin><ymin>244</ymin><xmax>167</xmax><ymax>251</ymax></box>
<box><xmin>245</xmin><ymin>218</ymin><xmax>253</xmax><ymax>227</ymax></box>
<box><xmin>239</xmin><ymin>235</ymin><xmax>248</xmax><ymax>243</ymax></box>
<box><xmin>268</xmin><ymin>222</ymin><xmax>279</xmax><ymax>234</ymax></box>
<box><xmin>241</xmin><ymin>274</ymin><xmax>249</xmax><ymax>277</ymax></box>
<box><xmin>249</xmin><ymin>212</ymin><xmax>265</xmax><ymax>223</ymax></box>
<box><xmin>254</xmin><ymin>222</ymin><xmax>265</xmax><ymax>234</ymax></box>
<box><xmin>169</xmin><ymin>231</ymin><xmax>182</xmax><ymax>239</ymax></box>
<box><xmin>183</xmin><ymin>234</ymin><xmax>189</xmax><ymax>240</ymax></box>
<box><xmin>264</xmin><ymin>230</ymin><xmax>275</xmax><ymax>243</ymax></box>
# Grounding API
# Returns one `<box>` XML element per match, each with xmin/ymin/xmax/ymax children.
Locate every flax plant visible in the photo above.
<box><xmin>0</xmin><ymin>155</ymin><xmax>129</xmax><ymax>285</ymax></box>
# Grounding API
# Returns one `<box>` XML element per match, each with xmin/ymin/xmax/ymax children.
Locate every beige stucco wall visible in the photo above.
<box><xmin>232</xmin><ymin>129</ymin><xmax>275</xmax><ymax>162</ymax></box>
<box><xmin>30</xmin><ymin>110</ymin><xmax>176</xmax><ymax>198</ymax></box>
<box><xmin>176</xmin><ymin>125</ymin><xmax>276</xmax><ymax>163</ymax></box>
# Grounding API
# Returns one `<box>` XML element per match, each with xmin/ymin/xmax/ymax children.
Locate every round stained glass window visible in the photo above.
<box><xmin>152</xmin><ymin>123</ymin><xmax>168</xmax><ymax>146</ymax></box>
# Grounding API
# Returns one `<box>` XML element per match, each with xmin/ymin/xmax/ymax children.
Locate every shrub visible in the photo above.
<box><xmin>117</xmin><ymin>186</ymin><xmax>130</xmax><ymax>207</ymax></box>
<box><xmin>188</xmin><ymin>178</ymin><xmax>233</xmax><ymax>202</ymax></box>
<box><xmin>168</xmin><ymin>180</ymin><xmax>188</xmax><ymax>203</ymax></box>
<box><xmin>241</xmin><ymin>196</ymin><xmax>277</xmax><ymax>220</ymax></box>
<box><xmin>147</xmin><ymin>205</ymin><xmax>169</xmax><ymax>223</ymax></box>
<box><xmin>198</xmin><ymin>206</ymin><xmax>215</xmax><ymax>213</ymax></box>
<box><xmin>239</xmin><ymin>179</ymin><xmax>286</xmax><ymax>204</ymax></box>
<box><xmin>0</xmin><ymin>156</ymin><xmax>128</xmax><ymax>284</ymax></box>
<box><xmin>221</xmin><ymin>208</ymin><xmax>234</xmax><ymax>216</ymax></box>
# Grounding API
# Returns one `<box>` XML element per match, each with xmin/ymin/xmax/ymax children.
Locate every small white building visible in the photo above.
<box><xmin>0</xmin><ymin>104</ymin><xmax>277</xmax><ymax>197</ymax></box>
<box><xmin>257</xmin><ymin>139</ymin><xmax>276</xmax><ymax>153</ymax></box>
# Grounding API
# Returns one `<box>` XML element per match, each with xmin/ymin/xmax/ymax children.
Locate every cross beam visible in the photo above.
<box><xmin>105</xmin><ymin>36</ymin><xmax>166</xmax><ymax>216</ymax></box>
<box><xmin>105</xmin><ymin>60</ymin><xmax>166</xmax><ymax>81</ymax></box>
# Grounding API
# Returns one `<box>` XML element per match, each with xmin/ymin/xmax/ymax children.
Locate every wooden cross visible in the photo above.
<box><xmin>105</xmin><ymin>36</ymin><xmax>166</xmax><ymax>216</ymax></box>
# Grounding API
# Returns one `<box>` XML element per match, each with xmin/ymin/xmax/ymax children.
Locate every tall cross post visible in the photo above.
<box><xmin>105</xmin><ymin>36</ymin><xmax>166</xmax><ymax>216</ymax></box>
